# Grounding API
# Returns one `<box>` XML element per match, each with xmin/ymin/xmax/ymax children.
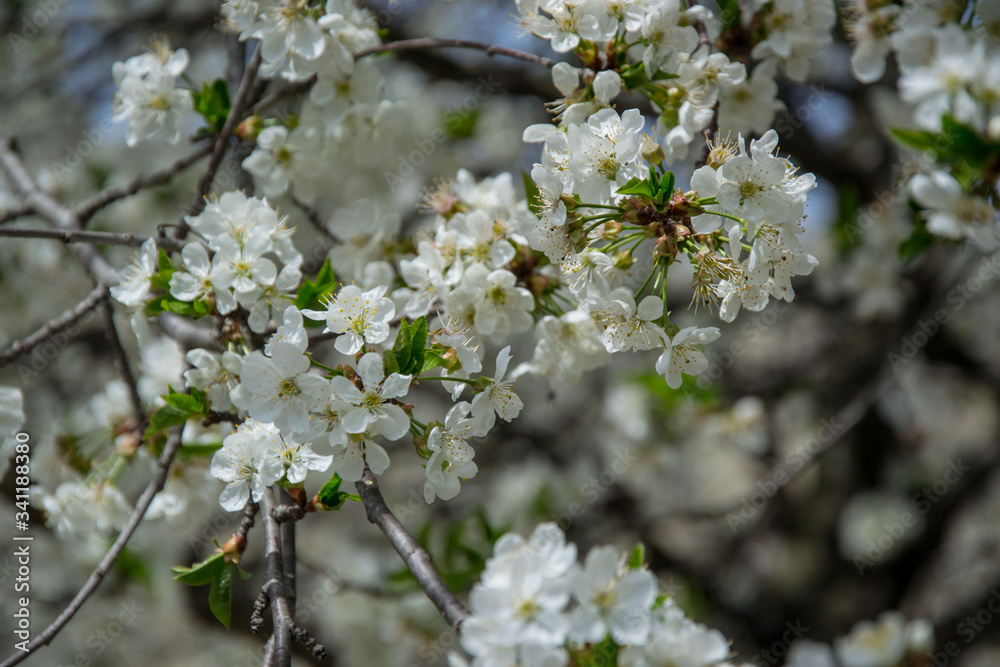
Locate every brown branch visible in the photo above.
<box><xmin>355</xmin><ymin>464</ymin><xmax>471</xmax><ymax>632</ymax></box>
<box><xmin>354</xmin><ymin>38</ymin><xmax>557</xmax><ymax>69</ymax></box>
<box><xmin>175</xmin><ymin>45</ymin><xmax>263</xmax><ymax>239</ymax></box>
<box><xmin>0</xmin><ymin>284</ymin><xmax>107</xmax><ymax>367</ymax></box>
<box><xmin>0</xmin><ymin>429</ymin><xmax>183</xmax><ymax>667</ymax></box>
<box><xmin>0</xmin><ymin>204</ymin><xmax>32</xmax><ymax>226</ymax></box>
<box><xmin>74</xmin><ymin>144</ymin><xmax>213</xmax><ymax>224</ymax></box>
<box><xmin>0</xmin><ymin>137</ymin><xmax>117</xmax><ymax>284</ymax></box>
<box><xmin>102</xmin><ymin>297</ymin><xmax>144</xmax><ymax>424</ymax></box>
<box><xmin>279</xmin><ymin>488</ymin><xmax>297</xmax><ymax>616</ymax></box>
<box><xmin>259</xmin><ymin>486</ymin><xmax>294</xmax><ymax>667</ymax></box>
<box><xmin>156</xmin><ymin>313</ymin><xmax>223</xmax><ymax>351</ymax></box>
<box><xmin>0</xmin><ymin>226</ymin><xmax>185</xmax><ymax>251</ymax></box>
<box><xmin>291</xmin><ymin>195</ymin><xmax>337</xmax><ymax>243</ymax></box>
<box><xmin>247</xmin><ymin>76</ymin><xmax>317</xmax><ymax>116</ymax></box>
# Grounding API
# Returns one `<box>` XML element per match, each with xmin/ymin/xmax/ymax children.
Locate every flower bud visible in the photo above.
<box><xmin>235</xmin><ymin>115</ymin><xmax>263</xmax><ymax>143</ymax></box>
<box><xmin>219</xmin><ymin>532</ymin><xmax>247</xmax><ymax>564</ymax></box>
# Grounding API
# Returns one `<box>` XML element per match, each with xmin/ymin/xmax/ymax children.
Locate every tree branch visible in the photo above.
<box><xmin>74</xmin><ymin>144</ymin><xmax>214</xmax><ymax>224</ymax></box>
<box><xmin>0</xmin><ymin>138</ymin><xmax>117</xmax><ymax>285</ymax></box>
<box><xmin>354</xmin><ymin>464</ymin><xmax>471</xmax><ymax>632</ymax></box>
<box><xmin>279</xmin><ymin>488</ymin><xmax>297</xmax><ymax>616</ymax></box>
<box><xmin>0</xmin><ymin>204</ymin><xmax>31</xmax><ymax>226</ymax></box>
<box><xmin>0</xmin><ymin>429</ymin><xmax>183</xmax><ymax>667</ymax></box>
<box><xmin>0</xmin><ymin>226</ymin><xmax>184</xmax><ymax>251</ymax></box>
<box><xmin>259</xmin><ymin>486</ymin><xmax>294</xmax><ymax>667</ymax></box>
<box><xmin>102</xmin><ymin>297</ymin><xmax>144</xmax><ymax>424</ymax></box>
<box><xmin>156</xmin><ymin>313</ymin><xmax>223</xmax><ymax>351</ymax></box>
<box><xmin>175</xmin><ymin>44</ymin><xmax>263</xmax><ymax>239</ymax></box>
<box><xmin>354</xmin><ymin>38</ymin><xmax>557</xmax><ymax>68</ymax></box>
<box><xmin>0</xmin><ymin>284</ymin><xmax>107</xmax><ymax>367</ymax></box>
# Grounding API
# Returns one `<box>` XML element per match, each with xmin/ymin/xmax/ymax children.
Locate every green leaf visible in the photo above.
<box><xmin>659</xmin><ymin>171</ymin><xmax>675</xmax><ymax>197</ymax></box>
<box><xmin>444</xmin><ymin>106</ymin><xmax>480</xmax><ymax>138</ymax></box>
<box><xmin>192</xmin><ymin>78</ymin><xmax>231</xmax><ymax>133</ymax></box>
<box><xmin>144</xmin><ymin>404</ymin><xmax>192</xmax><ymax>438</ymax></box>
<box><xmin>163</xmin><ymin>392</ymin><xmax>202</xmax><ymax>413</ymax></box>
<box><xmin>420</xmin><ymin>348</ymin><xmax>447</xmax><ymax>374</ymax></box>
<box><xmin>616</xmin><ymin>177</ymin><xmax>654</xmax><ymax>198</ymax></box>
<box><xmin>627</xmin><ymin>542</ymin><xmax>646</xmax><ymax>569</ymax></box>
<box><xmin>393</xmin><ymin>318</ymin><xmax>413</xmax><ymax>372</ymax></box>
<box><xmin>940</xmin><ymin>114</ymin><xmax>992</xmax><ymax>164</ymax></box>
<box><xmin>179</xmin><ymin>441</ymin><xmax>223</xmax><ymax>457</ymax></box>
<box><xmin>316</xmin><ymin>472</ymin><xmax>347</xmax><ymax>510</ymax></box>
<box><xmin>171</xmin><ymin>552</ymin><xmax>225</xmax><ymax>586</ymax></box>
<box><xmin>234</xmin><ymin>564</ymin><xmax>253</xmax><ymax>581</ymax></box>
<box><xmin>571</xmin><ymin>636</ymin><xmax>619</xmax><ymax>667</ymax></box>
<box><xmin>398</xmin><ymin>316</ymin><xmax>428</xmax><ymax>375</ymax></box>
<box><xmin>383</xmin><ymin>349</ymin><xmax>401</xmax><ymax>376</ymax></box>
<box><xmin>889</xmin><ymin>127</ymin><xmax>939</xmax><ymax>152</ymax></box>
<box><xmin>522</xmin><ymin>169</ymin><xmax>543</xmax><ymax>217</ymax></box>
<box><xmin>717</xmin><ymin>0</ymin><xmax>741</xmax><ymax>28</ymax></box>
<box><xmin>209</xmin><ymin>563</ymin><xmax>234</xmax><ymax>629</ymax></box>
<box><xmin>293</xmin><ymin>258</ymin><xmax>337</xmax><ymax>318</ymax></box>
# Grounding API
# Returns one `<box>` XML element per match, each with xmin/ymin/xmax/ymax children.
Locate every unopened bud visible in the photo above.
<box><xmin>602</xmin><ymin>221</ymin><xmax>622</xmax><ymax>239</ymax></box>
<box><xmin>235</xmin><ymin>115</ymin><xmax>263</xmax><ymax>143</ymax></box>
<box><xmin>614</xmin><ymin>250</ymin><xmax>636</xmax><ymax>270</ymax></box>
<box><xmin>220</xmin><ymin>533</ymin><xmax>247</xmax><ymax>564</ymax></box>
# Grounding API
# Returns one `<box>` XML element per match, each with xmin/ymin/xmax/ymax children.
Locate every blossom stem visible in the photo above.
<box><xmin>635</xmin><ymin>263</ymin><xmax>658</xmax><ymax>300</ymax></box>
<box><xmin>309</xmin><ymin>358</ymin><xmax>337</xmax><ymax>374</ymax></box>
<box><xmin>700</xmin><ymin>209</ymin><xmax>746</xmax><ymax>225</ymax></box>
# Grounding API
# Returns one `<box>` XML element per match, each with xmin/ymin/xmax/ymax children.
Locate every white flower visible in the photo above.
<box><xmin>38</xmin><ymin>480</ymin><xmax>132</xmax><ymax>537</ymax></box>
<box><xmin>834</xmin><ymin>612</ymin><xmax>907</xmax><ymax>667</ymax></box>
<box><xmin>471</xmin><ymin>267</ymin><xmax>535</xmax><ymax>338</ymax></box>
<box><xmin>569</xmin><ymin>546</ymin><xmax>657</xmax><ymax>645</ymax></box>
<box><xmin>655</xmin><ymin>326</ymin><xmax>721</xmax><ymax>389</ymax></box>
<box><xmin>569</xmin><ymin>108</ymin><xmax>645</xmax><ymax>203</ymax></box>
<box><xmin>210</xmin><ymin>420</ymin><xmax>280</xmax><ymax>511</ymax></box>
<box><xmin>526</xmin><ymin>310</ymin><xmax>609</xmax><ymax>390</ymax></box>
<box><xmin>620</xmin><ymin>613</ymin><xmax>731</xmax><ymax>667</ymax></box>
<box><xmin>261</xmin><ymin>433</ymin><xmax>332</xmax><ymax>484</ymax></box>
<box><xmin>329</xmin><ymin>352</ymin><xmax>411</xmax><ymax>439</ymax></box>
<box><xmin>239</xmin><ymin>341</ymin><xmax>329</xmax><ymax>434</ymax></box>
<box><xmin>303</xmin><ymin>284</ymin><xmax>396</xmax><ymax>355</ymax></box>
<box><xmin>242</xmin><ymin>125</ymin><xmax>323</xmax><ymax>202</ymax></box>
<box><xmin>424</xmin><ymin>402</ymin><xmax>483</xmax><ymax>503</ymax></box>
<box><xmin>523</xmin><ymin>0</ymin><xmax>602</xmax><ymax>52</ymax></box>
<box><xmin>169</xmin><ymin>243</ymin><xmax>215</xmax><ymax>303</ymax></box>
<box><xmin>110</xmin><ymin>237</ymin><xmax>158</xmax><ymax>307</ymax></box>
<box><xmin>111</xmin><ymin>44</ymin><xmax>193</xmax><ymax>146</ymax></box>
<box><xmin>910</xmin><ymin>170</ymin><xmax>999</xmax><ymax>250</ymax></box>
<box><xmin>470</xmin><ymin>346</ymin><xmax>524</xmax><ymax>431</ymax></box>
<box><xmin>582</xmin><ymin>288</ymin><xmax>665</xmax><ymax>353</ymax></box>
<box><xmin>327</xmin><ymin>429</ymin><xmax>390</xmax><ymax>482</ymax></box>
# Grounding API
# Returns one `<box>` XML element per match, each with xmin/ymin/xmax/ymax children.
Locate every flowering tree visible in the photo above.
<box><xmin>1</xmin><ymin>0</ymin><xmax>999</xmax><ymax>666</ymax></box>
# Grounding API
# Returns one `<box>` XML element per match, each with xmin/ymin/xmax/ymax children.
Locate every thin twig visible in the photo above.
<box><xmin>175</xmin><ymin>45</ymin><xmax>263</xmax><ymax>239</ymax></box>
<box><xmin>0</xmin><ymin>284</ymin><xmax>107</xmax><ymax>367</ymax></box>
<box><xmin>291</xmin><ymin>195</ymin><xmax>336</xmax><ymax>243</ymax></box>
<box><xmin>355</xmin><ymin>464</ymin><xmax>471</xmax><ymax>632</ymax></box>
<box><xmin>259</xmin><ymin>486</ymin><xmax>294</xmax><ymax>667</ymax></box>
<box><xmin>0</xmin><ymin>138</ymin><xmax>117</xmax><ymax>284</ymax></box>
<box><xmin>354</xmin><ymin>38</ymin><xmax>557</xmax><ymax>68</ymax></box>
<box><xmin>0</xmin><ymin>430</ymin><xmax>183</xmax><ymax>667</ymax></box>
<box><xmin>0</xmin><ymin>226</ymin><xmax>184</xmax><ymax>251</ymax></box>
<box><xmin>0</xmin><ymin>204</ymin><xmax>32</xmax><ymax>226</ymax></box>
<box><xmin>74</xmin><ymin>144</ymin><xmax>213</xmax><ymax>224</ymax></box>
<box><xmin>102</xmin><ymin>297</ymin><xmax>144</xmax><ymax>424</ymax></box>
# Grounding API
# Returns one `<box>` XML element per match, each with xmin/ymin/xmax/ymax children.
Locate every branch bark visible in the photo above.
<box><xmin>0</xmin><ymin>284</ymin><xmax>107</xmax><ymax>367</ymax></box>
<box><xmin>175</xmin><ymin>44</ymin><xmax>263</xmax><ymax>239</ymax></box>
<box><xmin>354</xmin><ymin>38</ymin><xmax>557</xmax><ymax>68</ymax></box>
<box><xmin>355</xmin><ymin>464</ymin><xmax>471</xmax><ymax>632</ymax></box>
<box><xmin>0</xmin><ymin>226</ymin><xmax>184</xmax><ymax>251</ymax></box>
<box><xmin>259</xmin><ymin>486</ymin><xmax>294</xmax><ymax>667</ymax></box>
<box><xmin>0</xmin><ymin>429</ymin><xmax>183</xmax><ymax>667</ymax></box>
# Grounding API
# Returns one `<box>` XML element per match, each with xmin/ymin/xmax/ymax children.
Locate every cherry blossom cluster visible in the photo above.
<box><xmin>112</xmin><ymin>191</ymin><xmax>303</xmax><ymax>334</ymax></box>
<box><xmin>516</xmin><ymin>0</ymin><xmax>834</xmax><ymax>156</ymax></box>
<box><xmin>844</xmin><ymin>1</ymin><xmax>1000</xmax><ymax>250</ymax></box>
<box><xmin>518</xmin><ymin>111</ymin><xmax>816</xmax><ymax>388</ymax></box>
<box><xmin>222</xmin><ymin>0</ymin><xmax>380</xmax><ymax>82</ymax></box>
<box><xmin>111</xmin><ymin>40</ymin><xmax>194</xmax><ymax>147</ymax></box>
<box><xmin>456</xmin><ymin>522</ymin><xmax>743</xmax><ymax>667</ymax></box>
